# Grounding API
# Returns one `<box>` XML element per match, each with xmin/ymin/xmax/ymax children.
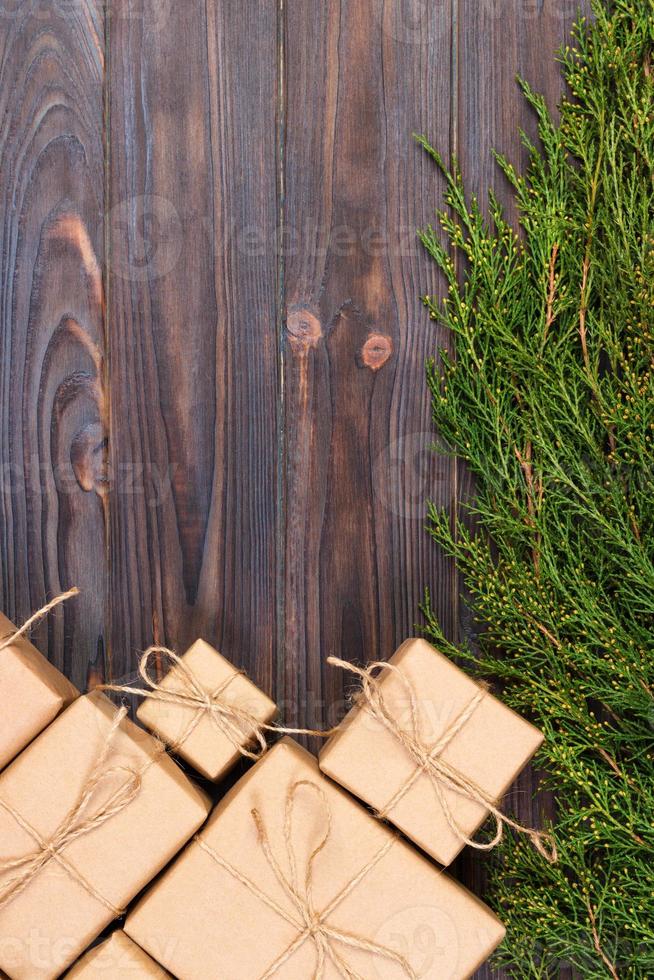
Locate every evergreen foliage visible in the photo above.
<box><xmin>418</xmin><ymin>2</ymin><xmax>654</xmax><ymax>975</ymax></box>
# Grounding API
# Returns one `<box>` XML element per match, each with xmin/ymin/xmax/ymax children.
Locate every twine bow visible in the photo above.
<box><xmin>98</xmin><ymin>646</ymin><xmax>270</xmax><ymax>761</ymax></box>
<box><xmin>197</xmin><ymin>780</ymin><xmax>417</xmax><ymax>980</ymax></box>
<box><xmin>98</xmin><ymin>647</ymin><xmax>337</xmax><ymax>763</ymax></box>
<box><xmin>328</xmin><ymin>657</ymin><xmax>557</xmax><ymax>864</ymax></box>
<box><xmin>0</xmin><ymin>707</ymin><xmax>141</xmax><ymax>915</ymax></box>
<box><xmin>0</xmin><ymin>588</ymin><xmax>79</xmax><ymax>654</ymax></box>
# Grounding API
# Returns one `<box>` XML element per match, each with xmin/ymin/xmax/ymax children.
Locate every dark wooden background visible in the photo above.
<box><xmin>0</xmin><ymin>1</ymin><xmax>586</xmax><ymax>976</ymax></box>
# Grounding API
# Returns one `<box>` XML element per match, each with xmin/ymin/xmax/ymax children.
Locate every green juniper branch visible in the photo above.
<box><xmin>418</xmin><ymin>2</ymin><xmax>654</xmax><ymax>976</ymax></box>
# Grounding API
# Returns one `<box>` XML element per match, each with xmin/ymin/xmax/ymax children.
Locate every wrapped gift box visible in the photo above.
<box><xmin>319</xmin><ymin>638</ymin><xmax>544</xmax><ymax>867</ymax></box>
<box><xmin>0</xmin><ymin>692</ymin><xmax>210</xmax><ymax>980</ymax></box>
<box><xmin>67</xmin><ymin>931</ymin><xmax>168</xmax><ymax>978</ymax></box>
<box><xmin>125</xmin><ymin>737</ymin><xmax>505</xmax><ymax>979</ymax></box>
<box><xmin>0</xmin><ymin>610</ymin><xmax>78</xmax><ymax>770</ymax></box>
<box><xmin>136</xmin><ymin>639</ymin><xmax>277</xmax><ymax>781</ymax></box>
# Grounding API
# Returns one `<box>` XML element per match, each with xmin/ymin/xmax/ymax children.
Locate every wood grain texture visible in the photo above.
<box><xmin>106</xmin><ymin>0</ymin><xmax>279</xmax><ymax>696</ymax></box>
<box><xmin>0</xmin><ymin>1</ymin><xmax>106</xmax><ymax>690</ymax></box>
<box><xmin>0</xmin><ymin>3</ymin><xmax>589</xmax><ymax>973</ymax></box>
<box><xmin>281</xmin><ymin>0</ymin><xmax>456</xmax><ymax>735</ymax></box>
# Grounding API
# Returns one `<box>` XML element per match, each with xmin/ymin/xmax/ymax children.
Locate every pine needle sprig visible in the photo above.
<box><xmin>418</xmin><ymin>2</ymin><xmax>654</xmax><ymax>976</ymax></box>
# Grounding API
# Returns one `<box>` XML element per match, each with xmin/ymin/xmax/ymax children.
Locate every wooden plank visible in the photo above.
<box><xmin>454</xmin><ymin>4</ymin><xmax>589</xmax><ymax>975</ymax></box>
<box><xmin>282</xmin><ymin>0</ymin><xmax>455</xmax><ymax>733</ymax></box>
<box><xmin>456</xmin><ymin>0</ymin><xmax>586</xmax><ymax>224</ymax></box>
<box><xmin>0</xmin><ymin>1</ymin><xmax>106</xmax><ymax>689</ymax></box>
<box><xmin>107</xmin><ymin>0</ymin><xmax>279</xmax><ymax>694</ymax></box>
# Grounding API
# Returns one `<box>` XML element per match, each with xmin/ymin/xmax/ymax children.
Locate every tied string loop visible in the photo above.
<box><xmin>99</xmin><ymin>647</ymin><xmax>269</xmax><ymax>761</ymax></box>
<box><xmin>0</xmin><ymin>588</ymin><xmax>80</xmax><ymax>654</ymax></box>
<box><xmin>197</xmin><ymin>780</ymin><xmax>417</xmax><ymax>980</ymax></box>
<box><xmin>0</xmin><ymin>707</ymin><xmax>141</xmax><ymax>916</ymax></box>
<box><xmin>327</xmin><ymin>657</ymin><xmax>557</xmax><ymax>865</ymax></box>
<box><xmin>98</xmin><ymin>647</ymin><xmax>338</xmax><ymax>762</ymax></box>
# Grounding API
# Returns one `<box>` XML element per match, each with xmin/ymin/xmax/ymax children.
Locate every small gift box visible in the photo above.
<box><xmin>319</xmin><ymin>638</ymin><xmax>547</xmax><ymax>867</ymax></box>
<box><xmin>125</xmin><ymin>737</ymin><xmax>505</xmax><ymax>979</ymax></box>
<box><xmin>134</xmin><ymin>640</ymin><xmax>277</xmax><ymax>781</ymax></box>
<box><xmin>67</xmin><ymin>931</ymin><xmax>169</xmax><ymax>978</ymax></box>
<box><xmin>0</xmin><ymin>692</ymin><xmax>210</xmax><ymax>980</ymax></box>
<box><xmin>0</xmin><ymin>609</ymin><xmax>78</xmax><ymax>770</ymax></box>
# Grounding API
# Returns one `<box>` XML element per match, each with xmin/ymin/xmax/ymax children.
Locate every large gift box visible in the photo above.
<box><xmin>319</xmin><ymin>638</ymin><xmax>545</xmax><ymax>867</ymax></box>
<box><xmin>67</xmin><ymin>931</ymin><xmax>169</xmax><ymax>978</ymax></box>
<box><xmin>125</xmin><ymin>737</ymin><xmax>505</xmax><ymax>979</ymax></box>
<box><xmin>0</xmin><ymin>692</ymin><xmax>210</xmax><ymax>980</ymax></box>
<box><xmin>135</xmin><ymin>640</ymin><xmax>277</xmax><ymax>781</ymax></box>
<box><xmin>0</xmin><ymin>610</ymin><xmax>78</xmax><ymax>770</ymax></box>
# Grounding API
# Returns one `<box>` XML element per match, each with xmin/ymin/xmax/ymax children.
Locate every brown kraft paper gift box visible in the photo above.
<box><xmin>66</xmin><ymin>931</ymin><xmax>169</xmax><ymax>978</ymax></box>
<box><xmin>0</xmin><ymin>692</ymin><xmax>211</xmax><ymax>980</ymax></box>
<box><xmin>135</xmin><ymin>639</ymin><xmax>277</xmax><ymax>781</ymax></box>
<box><xmin>319</xmin><ymin>638</ymin><xmax>545</xmax><ymax>868</ymax></box>
<box><xmin>125</xmin><ymin>737</ymin><xmax>505</xmax><ymax>980</ymax></box>
<box><xmin>0</xmin><ymin>610</ymin><xmax>78</xmax><ymax>770</ymax></box>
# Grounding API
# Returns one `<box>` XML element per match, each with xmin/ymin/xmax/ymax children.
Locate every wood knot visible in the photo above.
<box><xmin>71</xmin><ymin>422</ymin><xmax>107</xmax><ymax>495</ymax></box>
<box><xmin>287</xmin><ymin>308</ymin><xmax>322</xmax><ymax>353</ymax></box>
<box><xmin>360</xmin><ymin>333</ymin><xmax>392</xmax><ymax>371</ymax></box>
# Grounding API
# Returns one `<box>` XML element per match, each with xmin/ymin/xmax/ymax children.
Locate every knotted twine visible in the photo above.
<box><xmin>327</xmin><ymin>657</ymin><xmax>557</xmax><ymax>864</ymax></box>
<box><xmin>196</xmin><ymin>779</ymin><xmax>417</xmax><ymax>980</ymax></box>
<box><xmin>0</xmin><ymin>706</ymin><xmax>141</xmax><ymax>916</ymax></box>
<box><xmin>98</xmin><ymin>646</ymin><xmax>337</xmax><ymax>762</ymax></box>
<box><xmin>97</xmin><ymin>636</ymin><xmax>554</xmax><ymax>863</ymax></box>
<box><xmin>0</xmin><ymin>587</ymin><xmax>79</xmax><ymax>654</ymax></box>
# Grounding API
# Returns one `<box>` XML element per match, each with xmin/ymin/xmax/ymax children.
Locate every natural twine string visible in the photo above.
<box><xmin>0</xmin><ymin>707</ymin><xmax>141</xmax><ymax>916</ymax></box>
<box><xmin>196</xmin><ymin>779</ymin><xmax>417</xmax><ymax>980</ymax></box>
<box><xmin>98</xmin><ymin>646</ymin><xmax>337</xmax><ymax>762</ymax></box>
<box><xmin>99</xmin><ymin>647</ymin><xmax>269</xmax><ymax>761</ymax></box>
<box><xmin>0</xmin><ymin>590</ymin><xmax>165</xmax><ymax>918</ymax></box>
<box><xmin>0</xmin><ymin>588</ymin><xmax>80</xmax><ymax>654</ymax></box>
<box><xmin>327</xmin><ymin>657</ymin><xmax>557</xmax><ymax>864</ymax></box>
<box><xmin>98</xmin><ymin>638</ymin><xmax>554</xmax><ymax>863</ymax></box>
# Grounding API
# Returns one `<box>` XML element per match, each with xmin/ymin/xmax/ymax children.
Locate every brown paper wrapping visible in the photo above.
<box><xmin>0</xmin><ymin>611</ymin><xmax>78</xmax><ymax>770</ymax></box>
<box><xmin>67</xmin><ymin>932</ymin><xmax>169</xmax><ymax>978</ymax></box>
<box><xmin>125</xmin><ymin>737</ymin><xmax>505</xmax><ymax>979</ymax></box>
<box><xmin>0</xmin><ymin>692</ymin><xmax>211</xmax><ymax>980</ymax></box>
<box><xmin>136</xmin><ymin>639</ymin><xmax>277</xmax><ymax>781</ymax></box>
<box><xmin>319</xmin><ymin>638</ymin><xmax>544</xmax><ymax>867</ymax></box>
